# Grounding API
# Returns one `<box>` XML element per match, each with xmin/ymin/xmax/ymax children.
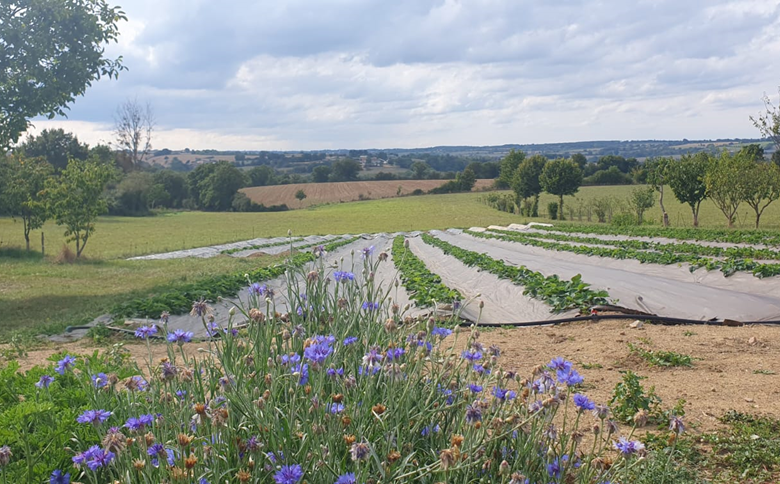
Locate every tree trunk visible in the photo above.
<box><xmin>558</xmin><ymin>195</ymin><xmax>565</xmax><ymax>221</ymax></box>
<box><xmin>532</xmin><ymin>194</ymin><xmax>539</xmax><ymax>217</ymax></box>
<box><xmin>659</xmin><ymin>186</ymin><xmax>668</xmax><ymax>227</ymax></box>
<box><xmin>692</xmin><ymin>206</ymin><xmax>699</xmax><ymax>228</ymax></box>
<box><xmin>76</xmin><ymin>236</ymin><xmax>81</xmax><ymax>258</ymax></box>
<box><xmin>756</xmin><ymin>211</ymin><xmax>761</xmax><ymax>229</ymax></box>
<box><xmin>23</xmin><ymin>218</ymin><xmax>30</xmax><ymax>251</ymax></box>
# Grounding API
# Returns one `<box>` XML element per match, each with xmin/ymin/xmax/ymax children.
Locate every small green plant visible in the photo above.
<box><xmin>682</xmin><ymin>330</ymin><xmax>696</xmax><ymax>337</ymax></box>
<box><xmin>628</xmin><ymin>342</ymin><xmax>693</xmax><ymax>367</ymax></box>
<box><xmin>702</xmin><ymin>411</ymin><xmax>780</xmax><ymax>480</ymax></box>
<box><xmin>1</xmin><ymin>333</ymin><xmax>30</xmax><ymax>360</ymax></box>
<box><xmin>580</xmin><ymin>362</ymin><xmax>603</xmax><ymax>369</ymax></box>
<box><xmin>753</xmin><ymin>369</ymin><xmax>776</xmax><ymax>375</ymax></box>
<box><xmin>609</xmin><ymin>370</ymin><xmax>663</xmax><ymax>424</ymax></box>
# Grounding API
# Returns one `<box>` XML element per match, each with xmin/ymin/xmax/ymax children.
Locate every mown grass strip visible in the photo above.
<box><xmin>111</xmin><ymin>237</ymin><xmax>357</xmax><ymax>319</ymax></box>
<box><xmin>391</xmin><ymin>235</ymin><xmax>462</xmax><ymax>307</ymax></box>
<box><xmin>473</xmin><ymin>229</ymin><xmax>780</xmax><ymax>278</ymax></box>
<box><xmin>220</xmin><ymin>237</ymin><xmax>304</xmax><ymax>255</ymax></box>
<box><xmin>492</xmin><ymin>228</ymin><xmax>780</xmax><ymax>261</ymax></box>
<box><xmin>421</xmin><ymin>233</ymin><xmax>609</xmax><ymax>312</ymax></box>
<box><xmin>535</xmin><ymin>223</ymin><xmax>780</xmax><ymax>247</ymax></box>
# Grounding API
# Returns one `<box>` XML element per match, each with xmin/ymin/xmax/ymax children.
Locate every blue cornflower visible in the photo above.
<box><xmin>49</xmin><ymin>469</ymin><xmax>70</xmax><ymax>484</ymax></box>
<box><xmin>465</xmin><ymin>404</ymin><xmax>482</xmax><ymax>423</ymax></box>
<box><xmin>274</xmin><ymin>464</ymin><xmax>304</xmax><ymax>484</ymax></box>
<box><xmin>77</xmin><ymin>409</ymin><xmax>112</xmax><ymax>425</ymax></box>
<box><xmin>167</xmin><ymin>329</ymin><xmax>193</xmax><ymax>344</ymax></box>
<box><xmin>472</xmin><ymin>364</ymin><xmax>490</xmax><ymax>375</ymax></box>
<box><xmin>55</xmin><ymin>355</ymin><xmax>76</xmax><ymax>375</ymax></box>
<box><xmin>431</xmin><ymin>327</ymin><xmax>452</xmax><ymax>339</ymax></box>
<box><xmin>91</xmin><ymin>373</ymin><xmax>109</xmax><ymax>389</ymax></box>
<box><xmin>206</xmin><ymin>322</ymin><xmax>220</xmax><ymax>337</ymax></box>
<box><xmin>304</xmin><ymin>341</ymin><xmax>333</xmax><ymax>365</ymax></box>
<box><xmin>334</xmin><ymin>473</ymin><xmax>356</xmax><ymax>484</ymax></box>
<box><xmin>343</xmin><ymin>336</ymin><xmax>358</xmax><ymax>346</ymax></box>
<box><xmin>361</xmin><ymin>245</ymin><xmax>375</xmax><ymax>259</ymax></box>
<box><xmin>361</xmin><ymin>301</ymin><xmax>379</xmax><ymax>311</ymax></box>
<box><xmin>421</xmin><ymin>424</ymin><xmax>440</xmax><ymax>436</ymax></box>
<box><xmin>386</xmin><ymin>348</ymin><xmax>405</xmax><ymax>361</ymax></box>
<box><xmin>85</xmin><ymin>447</ymin><xmax>114</xmax><ymax>471</ymax></box>
<box><xmin>333</xmin><ymin>271</ymin><xmax>355</xmax><ymax>283</ymax></box>
<box><xmin>330</xmin><ymin>403</ymin><xmax>345</xmax><ymax>414</ymax></box>
<box><xmin>281</xmin><ymin>353</ymin><xmax>301</xmax><ymax>366</ymax></box>
<box><xmin>129</xmin><ymin>375</ymin><xmax>148</xmax><ymax>391</ymax></box>
<box><xmin>468</xmin><ymin>384</ymin><xmax>483</xmax><ymax>393</ymax></box>
<box><xmin>36</xmin><ymin>374</ymin><xmax>54</xmax><ymax>389</ymax></box>
<box><xmin>326</xmin><ymin>367</ymin><xmax>344</xmax><ymax>377</ymax></box>
<box><xmin>547</xmin><ymin>457</ymin><xmax>562</xmax><ymax>478</ymax></box>
<box><xmin>134</xmin><ymin>325</ymin><xmax>158</xmax><ymax>339</ymax></box>
<box><xmin>614</xmin><ymin>438</ymin><xmax>645</xmax><ymax>456</ymax></box>
<box><xmin>492</xmin><ymin>387</ymin><xmax>516</xmax><ymax>402</ymax></box>
<box><xmin>557</xmin><ymin>368</ymin><xmax>584</xmax><ymax>386</ymax></box>
<box><xmin>548</xmin><ymin>357</ymin><xmax>572</xmax><ymax>372</ymax></box>
<box><xmin>573</xmin><ymin>393</ymin><xmax>596</xmax><ymax>412</ymax></box>
<box><xmin>461</xmin><ymin>349</ymin><xmax>483</xmax><ymax>362</ymax></box>
<box><xmin>147</xmin><ymin>443</ymin><xmax>165</xmax><ymax>456</ymax></box>
<box><xmin>249</xmin><ymin>282</ymin><xmax>267</xmax><ymax>296</ymax></box>
<box><xmin>292</xmin><ymin>363</ymin><xmax>309</xmax><ymax>385</ymax></box>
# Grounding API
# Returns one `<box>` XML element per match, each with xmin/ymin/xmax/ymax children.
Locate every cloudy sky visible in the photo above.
<box><xmin>28</xmin><ymin>0</ymin><xmax>780</xmax><ymax>151</ymax></box>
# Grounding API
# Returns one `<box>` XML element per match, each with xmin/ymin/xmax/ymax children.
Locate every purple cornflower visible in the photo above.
<box><xmin>147</xmin><ymin>443</ymin><xmax>165</xmax><ymax>457</ymax></box>
<box><xmin>431</xmin><ymin>327</ymin><xmax>452</xmax><ymax>339</ymax></box>
<box><xmin>129</xmin><ymin>375</ymin><xmax>148</xmax><ymax>391</ymax></box>
<box><xmin>547</xmin><ymin>457</ymin><xmax>562</xmax><ymax>478</ymax></box>
<box><xmin>492</xmin><ymin>387</ymin><xmax>517</xmax><ymax>402</ymax></box>
<box><xmin>461</xmin><ymin>349</ymin><xmax>483</xmax><ymax>362</ymax></box>
<box><xmin>167</xmin><ymin>329</ymin><xmax>193</xmax><ymax>344</ymax></box>
<box><xmin>361</xmin><ymin>301</ymin><xmax>379</xmax><ymax>311</ymax></box>
<box><xmin>327</xmin><ymin>367</ymin><xmax>344</xmax><ymax>378</ymax></box>
<box><xmin>72</xmin><ymin>445</ymin><xmax>99</xmax><ymax>466</ymax></box>
<box><xmin>49</xmin><ymin>469</ymin><xmax>70</xmax><ymax>484</ymax></box>
<box><xmin>670</xmin><ymin>415</ymin><xmax>685</xmax><ymax>434</ymax></box>
<box><xmin>91</xmin><ymin>373</ymin><xmax>109</xmax><ymax>389</ymax></box>
<box><xmin>468</xmin><ymin>384</ymin><xmax>483</xmax><ymax>393</ymax></box>
<box><xmin>36</xmin><ymin>374</ymin><xmax>54</xmax><ymax>389</ymax></box>
<box><xmin>350</xmin><ymin>442</ymin><xmax>371</xmax><ymax>461</ymax></box>
<box><xmin>548</xmin><ymin>357</ymin><xmax>572</xmax><ymax>372</ymax></box>
<box><xmin>421</xmin><ymin>424</ymin><xmax>440</xmax><ymax>436</ymax></box>
<box><xmin>206</xmin><ymin>322</ymin><xmax>220</xmax><ymax>337</ymax></box>
<box><xmin>77</xmin><ymin>409</ymin><xmax>112</xmax><ymax>425</ymax></box>
<box><xmin>161</xmin><ymin>361</ymin><xmax>178</xmax><ymax>380</ymax></box>
<box><xmin>488</xmin><ymin>344</ymin><xmax>501</xmax><ymax>357</ymax></box>
<box><xmin>343</xmin><ymin>336</ymin><xmax>358</xmax><ymax>346</ymax></box>
<box><xmin>55</xmin><ymin>355</ymin><xmax>76</xmax><ymax>375</ymax></box>
<box><xmin>176</xmin><ymin>390</ymin><xmax>187</xmax><ymax>399</ymax></box>
<box><xmin>386</xmin><ymin>348</ymin><xmax>405</xmax><ymax>361</ymax></box>
<box><xmin>361</xmin><ymin>347</ymin><xmax>384</xmax><ymax>367</ymax></box>
<box><xmin>292</xmin><ymin>363</ymin><xmax>309</xmax><ymax>385</ymax></box>
<box><xmin>250</xmin><ymin>282</ymin><xmax>267</xmax><ymax>296</ymax></box>
<box><xmin>274</xmin><ymin>464</ymin><xmax>304</xmax><ymax>484</ymax></box>
<box><xmin>134</xmin><ymin>325</ymin><xmax>158</xmax><ymax>339</ymax></box>
<box><xmin>125</xmin><ymin>414</ymin><xmax>154</xmax><ymax>431</ymax></box>
<box><xmin>556</xmin><ymin>368</ymin><xmax>584</xmax><ymax>386</ymax></box>
<box><xmin>335</xmin><ymin>473</ymin><xmax>356</xmax><ymax>484</ymax></box>
<box><xmin>246</xmin><ymin>436</ymin><xmax>261</xmax><ymax>452</ymax></box>
<box><xmin>333</xmin><ymin>271</ymin><xmax>355</xmax><ymax>283</ymax></box>
<box><xmin>472</xmin><ymin>364</ymin><xmax>490</xmax><ymax>375</ymax></box>
<box><xmin>330</xmin><ymin>403</ymin><xmax>345</xmax><ymax>414</ymax></box>
<box><xmin>281</xmin><ymin>353</ymin><xmax>301</xmax><ymax>366</ymax></box>
<box><xmin>466</xmin><ymin>404</ymin><xmax>482</xmax><ymax>423</ymax></box>
<box><xmin>573</xmin><ymin>393</ymin><xmax>596</xmax><ymax>412</ymax></box>
<box><xmin>304</xmin><ymin>341</ymin><xmax>333</xmax><ymax>365</ymax></box>
<box><xmin>361</xmin><ymin>245</ymin><xmax>375</xmax><ymax>258</ymax></box>
<box><xmin>614</xmin><ymin>438</ymin><xmax>645</xmax><ymax>456</ymax></box>
<box><xmin>85</xmin><ymin>448</ymin><xmax>115</xmax><ymax>471</ymax></box>
<box><xmin>267</xmin><ymin>451</ymin><xmax>285</xmax><ymax>464</ymax></box>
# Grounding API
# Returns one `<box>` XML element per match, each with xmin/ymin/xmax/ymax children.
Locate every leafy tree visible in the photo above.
<box><xmin>571</xmin><ymin>153</ymin><xmax>588</xmax><ymax>170</ymax></box>
<box><xmin>539</xmin><ymin>158</ymin><xmax>582</xmax><ymax>220</ymax></box>
<box><xmin>410</xmin><ymin>161</ymin><xmax>432</xmax><ymax>180</ymax></box>
<box><xmin>152</xmin><ymin>170</ymin><xmax>188</xmax><ymax>208</ymax></box>
<box><xmin>773</xmin><ymin>150</ymin><xmax>780</xmax><ymax>168</ymax></box>
<box><xmin>248</xmin><ymin>165</ymin><xmax>277</xmax><ymax>187</ymax></box>
<box><xmin>111</xmin><ymin>171</ymin><xmax>154</xmax><ymax>215</ymax></box>
<box><xmin>197</xmin><ymin>161</ymin><xmax>247</xmax><ymax>211</ymax></box>
<box><xmin>511</xmin><ymin>154</ymin><xmax>547</xmax><ymax>217</ymax></box>
<box><xmin>311</xmin><ymin>165</ymin><xmax>332</xmax><ymax>183</ymax></box>
<box><xmin>456</xmin><ymin>168</ymin><xmax>477</xmax><ymax>191</ymax></box>
<box><xmin>645</xmin><ymin>157</ymin><xmax>671</xmax><ymax>227</ymax></box>
<box><xmin>705</xmin><ymin>151</ymin><xmax>752</xmax><ymax>228</ymax></box>
<box><xmin>583</xmin><ymin>166</ymin><xmax>633</xmax><ymax>185</ymax></box>
<box><xmin>496</xmin><ymin>150</ymin><xmax>526</xmax><ymax>188</ymax></box>
<box><xmin>330</xmin><ymin>158</ymin><xmax>362</xmax><ymax>182</ymax></box>
<box><xmin>114</xmin><ymin>99</ymin><xmax>155</xmax><ymax>168</ymax></box>
<box><xmin>295</xmin><ymin>189</ymin><xmax>307</xmax><ymax>206</ymax></box>
<box><xmin>628</xmin><ymin>186</ymin><xmax>655</xmax><ymax>224</ymax></box>
<box><xmin>18</xmin><ymin>129</ymin><xmax>89</xmax><ymax>171</ymax></box>
<box><xmin>0</xmin><ymin>0</ymin><xmax>126</xmax><ymax>148</ymax></box>
<box><xmin>596</xmin><ymin>155</ymin><xmax>638</xmax><ymax>174</ymax></box>
<box><xmin>751</xmin><ymin>87</ymin><xmax>780</xmax><ymax>158</ymax></box>
<box><xmin>147</xmin><ymin>183</ymin><xmax>171</xmax><ymax>209</ymax></box>
<box><xmin>187</xmin><ymin>163</ymin><xmax>218</xmax><ymax>207</ymax></box>
<box><xmin>46</xmin><ymin>157</ymin><xmax>116</xmax><ymax>257</ymax></box>
<box><xmin>743</xmin><ymin>162</ymin><xmax>780</xmax><ymax>228</ymax></box>
<box><xmin>89</xmin><ymin>144</ymin><xmax>117</xmax><ymax>167</ymax></box>
<box><xmin>739</xmin><ymin>144</ymin><xmax>765</xmax><ymax>162</ymax></box>
<box><xmin>668</xmin><ymin>152</ymin><xmax>710</xmax><ymax>227</ymax></box>
<box><xmin>2</xmin><ymin>155</ymin><xmax>54</xmax><ymax>250</ymax></box>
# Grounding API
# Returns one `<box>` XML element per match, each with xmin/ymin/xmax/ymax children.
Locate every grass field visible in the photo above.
<box><xmin>3</xmin><ymin>184</ymin><xmax>780</xmax><ymax>341</ymax></box>
<box><xmin>241</xmin><ymin>179</ymin><xmax>494</xmax><ymax>208</ymax></box>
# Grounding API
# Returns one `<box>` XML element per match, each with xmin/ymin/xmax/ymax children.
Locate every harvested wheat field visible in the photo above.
<box><xmin>240</xmin><ymin>179</ymin><xmax>495</xmax><ymax>208</ymax></box>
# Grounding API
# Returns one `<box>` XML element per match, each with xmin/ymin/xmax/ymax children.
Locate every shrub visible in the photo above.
<box><xmin>547</xmin><ymin>201</ymin><xmax>559</xmax><ymax>220</ymax></box>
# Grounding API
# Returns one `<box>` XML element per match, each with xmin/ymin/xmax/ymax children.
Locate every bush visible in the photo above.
<box><xmin>583</xmin><ymin>166</ymin><xmax>634</xmax><ymax>186</ymax></box>
<box><xmin>547</xmin><ymin>201</ymin><xmax>559</xmax><ymax>220</ymax></box>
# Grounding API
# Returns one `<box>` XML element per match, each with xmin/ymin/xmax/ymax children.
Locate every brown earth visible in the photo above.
<box><xmin>240</xmin><ymin>179</ymin><xmax>495</xmax><ymax>209</ymax></box>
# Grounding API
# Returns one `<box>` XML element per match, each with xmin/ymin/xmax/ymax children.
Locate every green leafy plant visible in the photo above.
<box><xmin>628</xmin><ymin>343</ymin><xmax>693</xmax><ymax>367</ymax></box>
<box><xmin>609</xmin><ymin>370</ymin><xmax>663</xmax><ymax>424</ymax></box>
<box><xmin>391</xmin><ymin>236</ymin><xmax>462</xmax><ymax>306</ymax></box>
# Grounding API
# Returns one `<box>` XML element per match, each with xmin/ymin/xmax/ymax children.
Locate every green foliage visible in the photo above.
<box><xmin>295</xmin><ymin>189</ymin><xmax>307</xmax><ymax>203</ymax></box>
<box><xmin>705</xmin><ymin>150</ymin><xmax>753</xmax><ymax>228</ymax></box>
<box><xmin>583</xmin><ymin>166</ymin><xmax>634</xmax><ymax>186</ymax></box>
<box><xmin>628</xmin><ymin>343</ymin><xmax>693</xmax><ymax>367</ymax></box>
<box><xmin>540</xmin><ymin>158</ymin><xmax>583</xmax><ymax>219</ymax></box>
<box><xmin>511</xmin><ymin>154</ymin><xmax>547</xmax><ymax>202</ymax></box>
<box><xmin>668</xmin><ymin>152</ymin><xmax>709</xmax><ymax>227</ymax></box>
<box><xmin>456</xmin><ymin>167</ymin><xmax>477</xmax><ymax>191</ymax></box>
<box><xmin>628</xmin><ymin>186</ymin><xmax>656</xmax><ymax>224</ymax></box>
<box><xmin>422</xmin><ymin>233</ymin><xmax>610</xmax><ymax>311</ymax></box>
<box><xmin>330</xmin><ymin>158</ymin><xmax>362</xmax><ymax>182</ymax></box>
<box><xmin>247</xmin><ymin>165</ymin><xmax>278</xmax><ymax>187</ymax></box>
<box><xmin>609</xmin><ymin>370</ymin><xmax>663</xmax><ymax>424</ymax></box>
<box><xmin>701</xmin><ymin>411</ymin><xmax>780</xmax><ymax>481</ymax></box>
<box><xmin>410</xmin><ymin>161</ymin><xmax>432</xmax><ymax>179</ymax></box>
<box><xmin>1</xmin><ymin>154</ymin><xmax>54</xmax><ymax>249</ymax></box>
<box><xmin>311</xmin><ymin>165</ymin><xmax>332</xmax><ymax>183</ymax></box>
<box><xmin>109</xmin><ymin>171</ymin><xmax>155</xmax><ymax>215</ymax></box>
<box><xmin>151</xmin><ymin>170</ymin><xmax>188</xmax><ymax>208</ymax></box>
<box><xmin>220</xmin><ymin>238</ymin><xmax>303</xmax><ymax>255</ymax></box>
<box><xmin>496</xmin><ymin>149</ymin><xmax>526</xmax><ymax>188</ymax></box>
<box><xmin>547</xmin><ymin>201</ymin><xmax>559</xmax><ymax>220</ymax></box>
<box><xmin>18</xmin><ymin>128</ymin><xmax>90</xmax><ymax>171</ymax></box>
<box><xmin>0</xmin><ymin>0</ymin><xmax>126</xmax><ymax>148</ymax></box>
<box><xmin>391</xmin><ymin>236</ymin><xmax>462</xmax><ymax>306</ymax></box>
<box><xmin>751</xmin><ymin>87</ymin><xmax>780</xmax><ymax>157</ymax></box>
<box><xmin>743</xmin><ymin>161</ymin><xmax>780</xmax><ymax>228</ymax></box>
<box><xmin>46</xmin><ymin>157</ymin><xmax>116</xmax><ymax>257</ymax></box>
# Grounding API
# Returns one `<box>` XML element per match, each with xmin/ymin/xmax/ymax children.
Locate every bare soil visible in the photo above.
<box><xmin>240</xmin><ymin>179</ymin><xmax>495</xmax><ymax>208</ymax></box>
<box><xmin>5</xmin><ymin>318</ymin><xmax>778</xmax><ymax>435</ymax></box>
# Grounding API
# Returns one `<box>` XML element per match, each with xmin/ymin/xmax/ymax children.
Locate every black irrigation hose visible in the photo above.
<box><xmin>459</xmin><ymin>308</ymin><xmax>780</xmax><ymax>328</ymax></box>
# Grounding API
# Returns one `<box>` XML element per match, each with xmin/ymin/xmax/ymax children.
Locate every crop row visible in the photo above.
<box><xmin>219</xmin><ymin>237</ymin><xmax>304</xmax><ymax>255</ymax></box>
<box><xmin>489</xmin><ymin>228</ymin><xmax>780</xmax><ymax>261</ymax></box>
<box><xmin>111</xmin><ymin>237</ymin><xmax>358</xmax><ymax>319</ymax></box>
<box><xmin>391</xmin><ymin>236</ymin><xmax>462</xmax><ymax>307</ymax></box>
<box><xmin>469</xmin><ymin>230</ymin><xmax>780</xmax><ymax>279</ymax></box>
<box><xmin>421</xmin><ymin>233</ymin><xmax>610</xmax><ymax>312</ymax></box>
<box><xmin>534</xmin><ymin>223</ymin><xmax>780</xmax><ymax>247</ymax></box>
